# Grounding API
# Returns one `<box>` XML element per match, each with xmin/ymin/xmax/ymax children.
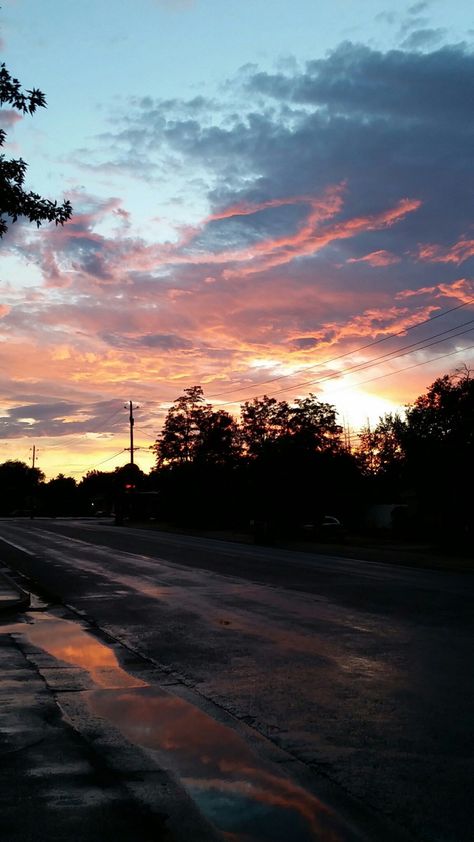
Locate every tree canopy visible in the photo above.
<box><xmin>153</xmin><ymin>387</ymin><xmax>240</xmax><ymax>467</ymax></box>
<box><xmin>0</xmin><ymin>62</ymin><xmax>72</xmax><ymax>236</ymax></box>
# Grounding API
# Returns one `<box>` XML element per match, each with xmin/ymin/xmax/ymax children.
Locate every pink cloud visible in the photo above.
<box><xmin>396</xmin><ymin>278</ymin><xmax>474</xmax><ymax>304</ymax></box>
<box><xmin>347</xmin><ymin>249</ymin><xmax>400</xmax><ymax>267</ymax></box>
<box><xmin>137</xmin><ymin>190</ymin><xmax>419</xmax><ymax>281</ymax></box>
<box><xmin>223</xmin><ymin>196</ymin><xmax>420</xmax><ymax>279</ymax></box>
<box><xmin>29</xmin><ymin>186</ymin><xmax>421</xmax><ymax>293</ymax></box>
<box><xmin>416</xmin><ymin>238</ymin><xmax>474</xmax><ymax>265</ymax></box>
<box><xmin>0</xmin><ymin>110</ymin><xmax>23</xmax><ymax>129</ymax></box>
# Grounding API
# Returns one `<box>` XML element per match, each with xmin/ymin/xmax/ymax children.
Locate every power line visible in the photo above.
<box><xmin>211</xmin><ymin>322</ymin><xmax>474</xmax><ymax>407</ymax></box>
<box><xmin>306</xmin><ymin>342</ymin><xmax>474</xmax><ymax>444</ymax></box>
<box><xmin>327</xmin><ymin>343</ymin><xmax>474</xmax><ymax>399</ymax></box>
<box><xmin>83</xmin><ymin>405</ymin><xmax>124</xmax><ymax>436</ymax></box>
<box><xmin>264</xmin><ymin>321</ymin><xmax>474</xmax><ymax>399</ymax></box>
<box><xmin>69</xmin><ymin>448</ymin><xmax>127</xmax><ymax>476</ymax></box>
<box><xmin>204</xmin><ymin>297</ymin><xmax>474</xmax><ymax>402</ymax></box>
<box><xmin>135</xmin><ymin>426</ymin><xmax>157</xmax><ymax>441</ymax></box>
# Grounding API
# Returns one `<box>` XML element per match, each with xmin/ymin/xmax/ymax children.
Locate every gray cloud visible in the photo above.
<box><xmin>0</xmin><ymin>400</ymin><xmax>126</xmax><ymax>439</ymax></box>
<box><xmin>247</xmin><ymin>44</ymin><xmax>474</xmax><ymax>123</ymax></box>
<box><xmin>101</xmin><ymin>332</ymin><xmax>193</xmax><ymax>350</ymax></box>
<box><xmin>408</xmin><ymin>2</ymin><xmax>431</xmax><ymax>14</ymax></box>
<box><xmin>400</xmin><ymin>28</ymin><xmax>447</xmax><ymax>50</ymax></box>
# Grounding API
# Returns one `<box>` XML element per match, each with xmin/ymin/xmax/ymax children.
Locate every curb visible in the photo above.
<box><xmin>0</xmin><ymin>569</ymin><xmax>31</xmax><ymax>613</ymax></box>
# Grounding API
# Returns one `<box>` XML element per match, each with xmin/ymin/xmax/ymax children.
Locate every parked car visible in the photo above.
<box><xmin>301</xmin><ymin>514</ymin><xmax>346</xmax><ymax>541</ymax></box>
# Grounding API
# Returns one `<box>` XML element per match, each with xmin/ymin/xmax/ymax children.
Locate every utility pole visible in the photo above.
<box><xmin>125</xmin><ymin>401</ymin><xmax>139</xmax><ymax>464</ymax></box>
<box><xmin>30</xmin><ymin>445</ymin><xmax>38</xmax><ymax>469</ymax></box>
<box><xmin>29</xmin><ymin>445</ymin><xmax>38</xmax><ymax>520</ymax></box>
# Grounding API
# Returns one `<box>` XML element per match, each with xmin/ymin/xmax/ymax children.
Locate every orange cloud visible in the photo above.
<box><xmin>322</xmin><ymin>304</ymin><xmax>439</xmax><ymax>345</ymax></box>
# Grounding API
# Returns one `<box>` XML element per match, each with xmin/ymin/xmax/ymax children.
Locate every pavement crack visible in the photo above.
<box><xmin>2</xmin><ymin>738</ymin><xmax>46</xmax><ymax>755</ymax></box>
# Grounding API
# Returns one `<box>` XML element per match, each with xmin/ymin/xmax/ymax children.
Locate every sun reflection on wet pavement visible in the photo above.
<box><xmin>2</xmin><ymin>612</ymin><xmax>359</xmax><ymax>841</ymax></box>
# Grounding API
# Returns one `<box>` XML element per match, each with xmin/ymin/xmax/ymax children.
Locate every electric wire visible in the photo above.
<box><xmin>211</xmin><ymin>322</ymin><xmax>474</xmax><ymax>407</ymax></box>
<box><xmin>330</xmin><ymin>343</ymin><xmax>474</xmax><ymax>396</ymax></box>
<box><xmin>69</xmin><ymin>448</ymin><xmax>127</xmax><ymax>476</ymax></box>
<box><xmin>135</xmin><ymin>426</ymin><xmax>158</xmax><ymax>441</ymax></box>
<box><xmin>82</xmin><ymin>405</ymin><xmax>124</xmax><ymax>436</ymax></box>
<box><xmin>204</xmin><ymin>297</ymin><xmax>474</xmax><ymax>402</ymax></box>
<box><xmin>331</xmin><ymin>342</ymin><xmax>474</xmax><ymax>441</ymax></box>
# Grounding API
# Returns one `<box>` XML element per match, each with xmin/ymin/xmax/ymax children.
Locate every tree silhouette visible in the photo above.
<box><xmin>0</xmin><ymin>459</ymin><xmax>44</xmax><ymax>515</ymax></box>
<box><xmin>153</xmin><ymin>386</ymin><xmax>203</xmax><ymax>466</ymax></box>
<box><xmin>193</xmin><ymin>408</ymin><xmax>241</xmax><ymax>465</ymax></box>
<box><xmin>401</xmin><ymin>368</ymin><xmax>473</xmax><ymax>544</ymax></box>
<box><xmin>287</xmin><ymin>394</ymin><xmax>343</xmax><ymax>454</ymax></box>
<box><xmin>357</xmin><ymin>413</ymin><xmax>405</xmax><ymax>477</ymax></box>
<box><xmin>145</xmin><ymin>370</ymin><xmax>472</xmax><ymax>543</ymax></box>
<box><xmin>79</xmin><ymin>469</ymin><xmax>116</xmax><ymax>514</ymax></box>
<box><xmin>153</xmin><ymin>386</ymin><xmax>220</xmax><ymax>466</ymax></box>
<box><xmin>0</xmin><ymin>62</ymin><xmax>72</xmax><ymax>236</ymax></box>
<box><xmin>355</xmin><ymin>367</ymin><xmax>473</xmax><ymax>545</ymax></box>
<box><xmin>40</xmin><ymin>474</ymin><xmax>78</xmax><ymax>516</ymax></box>
<box><xmin>240</xmin><ymin>395</ymin><xmax>290</xmax><ymax>457</ymax></box>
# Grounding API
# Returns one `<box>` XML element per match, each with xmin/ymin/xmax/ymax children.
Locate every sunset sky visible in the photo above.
<box><xmin>1</xmin><ymin>0</ymin><xmax>473</xmax><ymax>479</ymax></box>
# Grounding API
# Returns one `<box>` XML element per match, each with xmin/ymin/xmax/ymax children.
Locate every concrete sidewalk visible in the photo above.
<box><xmin>0</xmin><ymin>567</ymin><xmax>30</xmax><ymax>612</ymax></box>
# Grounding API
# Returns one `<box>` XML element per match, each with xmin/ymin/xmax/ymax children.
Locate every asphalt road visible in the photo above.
<box><xmin>0</xmin><ymin>517</ymin><xmax>472</xmax><ymax>842</ymax></box>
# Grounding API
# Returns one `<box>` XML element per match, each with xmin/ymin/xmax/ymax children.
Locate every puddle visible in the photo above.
<box><xmin>89</xmin><ymin>685</ymin><xmax>355</xmax><ymax>842</ymax></box>
<box><xmin>2</xmin><ymin>613</ymin><xmax>143</xmax><ymax>689</ymax></box>
<box><xmin>1</xmin><ymin>612</ymin><xmax>357</xmax><ymax>841</ymax></box>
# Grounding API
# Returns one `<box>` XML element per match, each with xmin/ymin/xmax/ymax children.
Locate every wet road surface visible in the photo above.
<box><xmin>2</xmin><ymin>609</ymin><xmax>358</xmax><ymax>841</ymax></box>
<box><xmin>0</xmin><ymin>518</ymin><xmax>472</xmax><ymax>842</ymax></box>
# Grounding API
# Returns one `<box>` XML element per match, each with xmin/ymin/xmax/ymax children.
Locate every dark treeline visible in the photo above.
<box><xmin>0</xmin><ymin>368</ymin><xmax>472</xmax><ymax>552</ymax></box>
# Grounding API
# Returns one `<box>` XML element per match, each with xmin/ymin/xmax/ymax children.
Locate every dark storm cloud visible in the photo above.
<box><xmin>11</xmin><ymin>43</ymin><xmax>474</xmax><ymax>305</ymax></box>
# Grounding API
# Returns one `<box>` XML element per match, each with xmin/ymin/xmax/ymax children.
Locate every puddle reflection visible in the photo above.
<box><xmin>89</xmin><ymin>686</ymin><xmax>354</xmax><ymax>842</ymax></box>
<box><xmin>7</xmin><ymin>615</ymin><xmax>144</xmax><ymax>689</ymax></box>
